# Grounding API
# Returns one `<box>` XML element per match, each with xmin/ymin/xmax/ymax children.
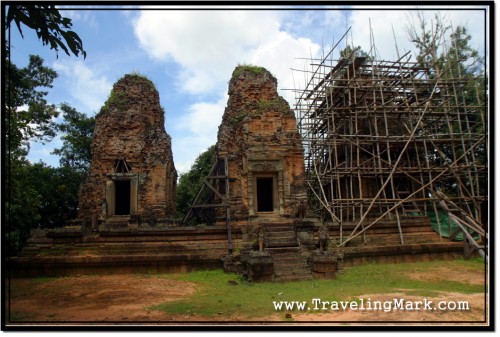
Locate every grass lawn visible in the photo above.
<box><xmin>150</xmin><ymin>258</ymin><xmax>486</xmax><ymax>319</ymax></box>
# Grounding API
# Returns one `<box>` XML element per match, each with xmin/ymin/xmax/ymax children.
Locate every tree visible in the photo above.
<box><xmin>406</xmin><ymin>14</ymin><xmax>487</xmax><ymax>200</ymax></box>
<box><xmin>4</xmin><ymin>55</ymin><xmax>61</xmax><ymax>255</ymax></box>
<box><xmin>4</xmin><ymin>6</ymin><xmax>88</xmax><ymax>255</ymax></box>
<box><xmin>25</xmin><ymin>163</ymin><xmax>82</xmax><ymax>229</ymax></box>
<box><xmin>5</xmin><ymin>4</ymin><xmax>86</xmax><ymax>59</ymax></box>
<box><xmin>176</xmin><ymin>145</ymin><xmax>216</xmax><ymax>221</ymax></box>
<box><xmin>52</xmin><ymin>103</ymin><xmax>95</xmax><ymax>172</ymax></box>
<box><xmin>339</xmin><ymin>45</ymin><xmax>370</xmax><ymax>60</ymax></box>
<box><xmin>5</xmin><ymin>157</ymin><xmax>42</xmax><ymax>256</ymax></box>
<box><xmin>5</xmin><ymin>54</ymin><xmax>59</xmax><ymax>157</ymax></box>
<box><xmin>440</xmin><ymin>26</ymin><xmax>487</xmax><ymax>197</ymax></box>
<box><xmin>5</xmin><ymin>160</ymin><xmax>85</xmax><ymax>256</ymax></box>
<box><xmin>443</xmin><ymin>26</ymin><xmax>483</xmax><ymax>79</ymax></box>
<box><xmin>405</xmin><ymin>12</ymin><xmax>451</xmax><ymax>76</ymax></box>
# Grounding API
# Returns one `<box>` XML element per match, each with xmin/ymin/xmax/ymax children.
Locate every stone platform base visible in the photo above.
<box><xmin>8</xmin><ymin>219</ymin><xmax>472</xmax><ymax>279</ymax></box>
<box><xmin>9</xmin><ymin>225</ymin><xmax>241</xmax><ymax>278</ymax></box>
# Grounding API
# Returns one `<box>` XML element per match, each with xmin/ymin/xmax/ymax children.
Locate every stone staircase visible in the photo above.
<box><xmin>262</xmin><ymin>221</ymin><xmax>312</xmax><ymax>282</ymax></box>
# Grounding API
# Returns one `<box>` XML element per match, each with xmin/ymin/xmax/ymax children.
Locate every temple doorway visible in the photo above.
<box><xmin>115</xmin><ymin>180</ymin><xmax>131</xmax><ymax>215</ymax></box>
<box><xmin>256</xmin><ymin>177</ymin><xmax>274</xmax><ymax>212</ymax></box>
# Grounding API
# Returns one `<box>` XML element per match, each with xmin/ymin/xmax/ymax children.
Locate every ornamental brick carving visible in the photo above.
<box><xmin>217</xmin><ymin>66</ymin><xmax>307</xmax><ymax>221</ymax></box>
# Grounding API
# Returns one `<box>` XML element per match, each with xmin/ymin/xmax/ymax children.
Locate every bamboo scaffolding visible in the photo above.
<box><xmin>291</xmin><ymin>29</ymin><xmax>487</xmax><ymax>250</ymax></box>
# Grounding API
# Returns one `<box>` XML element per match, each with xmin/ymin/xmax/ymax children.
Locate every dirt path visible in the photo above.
<box><xmin>7</xmin><ymin>274</ymin><xmax>198</xmax><ymax>322</ymax></box>
<box><xmin>6</xmin><ymin>266</ymin><xmax>488</xmax><ymax>325</ymax></box>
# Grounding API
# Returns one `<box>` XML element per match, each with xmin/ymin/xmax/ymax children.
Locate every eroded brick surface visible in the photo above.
<box><xmin>78</xmin><ymin>74</ymin><xmax>176</xmax><ymax>222</ymax></box>
<box><xmin>217</xmin><ymin>66</ymin><xmax>307</xmax><ymax>221</ymax></box>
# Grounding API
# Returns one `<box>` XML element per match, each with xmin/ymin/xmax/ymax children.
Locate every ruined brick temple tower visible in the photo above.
<box><xmin>78</xmin><ymin>74</ymin><xmax>177</xmax><ymax>223</ymax></box>
<box><xmin>217</xmin><ymin>66</ymin><xmax>307</xmax><ymax>222</ymax></box>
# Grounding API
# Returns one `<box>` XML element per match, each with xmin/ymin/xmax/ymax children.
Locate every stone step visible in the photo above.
<box><xmin>274</xmin><ymin>269</ymin><xmax>313</xmax><ymax>282</ymax></box>
<box><xmin>267</xmin><ymin>247</ymin><xmax>301</xmax><ymax>254</ymax></box>
<box><xmin>266</xmin><ymin>245</ymin><xmax>313</xmax><ymax>282</ymax></box>
<box><xmin>264</xmin><ymin>230</ymin><xmax>296</xmax><ymax>238</ymax></box>
<box><xmin>266</xmin><ymin>239</ymin><xmax>299</xmax><ymax>248</ymax></box>
<box><xmin>270</xmin><ymin>254</ymin><xmax>306</xmax><ymax>262</ymax></box>
<box><xmin>274</xmin><ymin>264</ymin><xmax>310</xmax><ymax>273</ymax></box>
<box><xmin>275</xmin><ymin>274</ymin><xmax>313</xmax><ymax>282</ymax></box>
<box><xmin>263</xmin><ymin>222</ymin><xmax>298</xmax><ymax>249</ymax></box>
<box><xmin>272</xmin><ymin>254</ymin><xmax>308</xmax><ymax>263</ymax></box>
<box><xmin>275</xmin><ymin>268</ymin><xmax>311</xmax><ymax>276</ymax></box>
<box><xmin>275</xmin><ymin>269</ymin><xmax>311</xmax><ymax>278</ymax></box>
<box><xmin>263</xmin><ymin>226</ymin><xmax>295</xmax><ymax>233</ymax></box>
<box><xmin>274</xmin><ymin>262</ymin><xmax>310</xmax><ymax>271</ymax></box>
<box><xmin>261</xmin><ymin>220</ymin><xmax>293</xmax><ymax>225</ymax></box>
<box><xmin>265</xmin><ymin>235</ymin><xmax>296</xmax><ymax>240</ymax></box>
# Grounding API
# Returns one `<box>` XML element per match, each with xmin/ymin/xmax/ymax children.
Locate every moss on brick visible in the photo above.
<box><xmin>231</xmin><ymin>64</ymin><xmax>277</xmax><ymax>82</ymax></box>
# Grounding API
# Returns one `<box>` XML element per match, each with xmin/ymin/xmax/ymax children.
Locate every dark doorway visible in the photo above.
<box><xmin>115</xmin><ymin>180</ymin><xmax>131</xmax><ymax>215</ymax></box>
<box><xmin>257</xmin><ymin>177</ymin><xmax>274</xmax><ymax>212</ymax></box>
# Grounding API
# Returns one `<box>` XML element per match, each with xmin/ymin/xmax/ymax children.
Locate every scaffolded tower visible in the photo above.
<box><xmin>293</xmin><ymin>31</ymin><xmax>487</xmax><ymax>254</ymax></box>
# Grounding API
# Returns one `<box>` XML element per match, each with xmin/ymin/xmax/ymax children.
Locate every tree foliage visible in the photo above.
<box><xmin>4</xmin><ymin>56</ymin><xmax>94</xmax><ymax>255</ymax></box>
<box><xmin>405</xmin><ymin>13</ymin><xmax>487</xmax><ymax>197</ymax></box>
<box><xmin>4</xmin><ymin>55</ymin><xmax>61</xmax><ymax>255</ymax></box>
<box><xmin>6</xmin><ymin>4</ymin><xmax>87</xmax><ymax>59</ymax></box>
<box><xmin>339</xmin><ymin>45</ymin><xmax>370</xmax><ymax>60</ymax></box>
<box><xmin>405</xmin><ymin>12</ymin><xmax>450</xmax><ymax>75</ymax></box>
<box><xmin>5</xmin><ymin>156</ymin><xmax>42</xmax><ymax>256</ymax></box>
<box><xmin>4</xmin><ymin>6</ymin><xmax>90</xmax><ymax>255</ymax></box>
<box><xmin>5</xmin><ymin>54</ymin><xmax>59</xmax><ymax>156</ymax></box>
<box><xmin>176</xmin><ymin>145</ymin><xmax>216</xmax><ymax>221</ymax></box>
<box><xmin>52</xmin><ymin>103</ymin><xmax>95</xmax><ymax>172</ymax></box>
<box><xmin>5</xmin><ymin>160</ymin><xmax>84</xmax><ymax>256</ymax></box>
<box><xmin>26</xmin><ymin>163</ymin><xmax>83</xmax><ymax>229</ymax></box>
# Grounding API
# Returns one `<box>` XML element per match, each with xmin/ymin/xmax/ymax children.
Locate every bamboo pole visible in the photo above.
<box><xmin>339</xmin><ymin>136</ymin><xmax>486</xmax><ymax>246</ymax></box>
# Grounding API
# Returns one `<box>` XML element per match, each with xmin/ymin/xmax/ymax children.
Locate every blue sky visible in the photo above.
<box><xmin>8</xmin><ymin>5</ymin><xmax>488</xmax><ymax>174</ymax></box>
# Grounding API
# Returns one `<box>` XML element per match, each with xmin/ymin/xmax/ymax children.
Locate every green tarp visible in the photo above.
<box><xmin>427</xmin><ymin>212</ymin><xmax>480</xmax><ymax>241</ymax></box>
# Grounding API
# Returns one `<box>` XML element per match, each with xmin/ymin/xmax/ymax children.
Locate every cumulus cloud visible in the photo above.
<box><xmin>133</xmin><ymin>10</ymin><xmax>319</xmax><ymax>98</ymax></box>
<box><xmin>249</xmin><ymin>31</ymin><xmax>320</xmax><ymax>103</ymax></box>
<box><xmin>348</xmin><ymin>9</ymin><xmax>486</xmax><ymax>60</ymax></box>
<box><xmin>133</xmin><ymin>9</ymin><xmax>321</xmax><ymax>173</ymax></box>
<box><xmin>172</xmin><ymin>94</ymin><xmax>228</xmax><ymax>174</ymax></box>
<box><xmin>133</xmin><ymin>7</ymin><xmax>486</xmax><ymax>175</ymax></box>
<box><xmin>52</xmin><ymin>60</ymin><xmax>112</xmax><ymax>113</ymax></box>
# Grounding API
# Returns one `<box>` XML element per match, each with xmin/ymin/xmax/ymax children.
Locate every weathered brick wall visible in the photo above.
<box><xmin>217</xmin><ymin>66</ymin><xmax>307</xmax><ymax>221</ymax></box>
<box><xmin>78</xmin><ymin>74</ymin><xmax>176</xmax><ymax>221</ymax></box>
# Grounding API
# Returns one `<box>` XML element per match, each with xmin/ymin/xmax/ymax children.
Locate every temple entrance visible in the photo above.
<box><xmin>256</xmin><ymin>177</ymin><xmax>274</xmax><ymax>212</ymax></box>
<box><xmin>105</xmin><ymin>176</ymin><xmax>138</xmax><ymax>217</ymax></box>
<box><xmin>115</xmin><ymin>180</ymin><xmax>131</xmax><ymax>215</ymax></box>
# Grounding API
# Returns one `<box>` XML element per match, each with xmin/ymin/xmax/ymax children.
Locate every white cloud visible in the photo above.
<box><xmin>133</xmin><ymin>10</ymin><xmax>321</xmax><ymax>173</ymax></box>
<box><xmin>348</xmin><ymin>9</ymin><xmax>487</xmax><ymax>61</ymax></box>
<box><xmin>53</xmin><ymin>60</ymin><xmax>112</xmax><ymax>113</ymax></box>
<box><xmin>60</xmin><ymin>9</ymin><xmax>99</xmax><ymax>30</ymax></box>
<box><xmin>133</xmin><ymin>10</ymin><xmax>319</xmax><ymax>96</ymax></box>
<box><xmin>324</xmin><ymin>10</ymin><xmax>345</xmax><ymax>29</ymax></box>
<box><xmin>27</xmin><ymin>136</ymin><xmax>62</xmax><ymax>167</ymax></box>
<box><xmin>172</xmin><ymin>95</ymin><xmax>228</xmax><ymax>174</ymax></box>
<box><xmin>133</xmin><ymin>8</ymin><xmax>487</xmax><ymax>176</ymax></box>
<box><xmin>248</xmin><ymin>31</ymin><xmax>320</xmax><ymax>103</ymax></box>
